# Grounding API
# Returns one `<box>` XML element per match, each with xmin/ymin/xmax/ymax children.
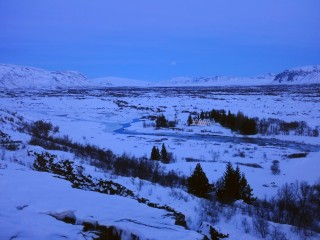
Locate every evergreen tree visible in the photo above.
<box><xmin>270</xmin><ymin>160</ymin><xmax>280</xmax><ymax>175</ymax></box>
<box><xmin>150</xmin><ymin>146</ymin><xmax>161</xmax><ymax>160</ymax></box>
<box><xmin>217</xmin><ymin>162</ymin><xmax>236</xmax><ymax>200</ymax></box>
<box><xmin>216</xmin><ymin>163</ymin><xmax>255</xmax><ymax>203</ymax></box>
<box><xmin>239</xmin><ymin>173</ymin><xmax>255</xmax><ymax>203</ymax></box>
<box><xmin>156</xmin><ymin>115</ymin><xmax>168</xmax><ymax>128</ymax></box>
<box><xmin>200</xmin><ymin>111</ymin><xmax>205</xmax><ymax>120</ymax></box>
<box><xmin>187</xmin><ymin>163</ymin><xmax>212</xmax><ymax>199</ymax></box>
<box><xmin>187</xmin><ymin>114</ymin><xmax>193</xmax><ymax>126</ymax></box>
<box><xmin>161</xmin><ymin>143</ymin><xmax>169</xmax><ymax>164</ymax></box>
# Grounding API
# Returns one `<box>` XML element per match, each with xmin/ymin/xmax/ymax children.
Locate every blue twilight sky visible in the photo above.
<box><xmin>0</xmin><ymin>0</ymin><xmax>319</xmax><ymax>81</ymax></box>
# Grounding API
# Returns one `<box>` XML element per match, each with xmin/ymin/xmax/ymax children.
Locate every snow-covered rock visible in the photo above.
<box><xmin>273</xmin><ymin>65</ymin><xmax>320</xmax><ymax>84</ymax></box>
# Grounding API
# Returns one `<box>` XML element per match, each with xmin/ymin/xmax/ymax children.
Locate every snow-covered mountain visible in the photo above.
<box><xmin>1</xmin><ymin>63</ymin><xmax>319</xmax><ymax>90</ymax></box>
<box><xmin>90</xmin><ymin>76</ymin><xmax>150</xmax><ymax>87</ymax></box>
<box><xmin>157</xmin><ymin>74</ymin><xmax>275</xmax><ymax>87</ymax></box>
<box><xmin>158</xmin><ymin>65</ymin><xmax>320</xmax><ymax>86</ymax></box>
<box><xmin>273</xmin><ymin>65</ymin><xmax>320</xmax><ymax>84</ymax></box>
<box><xmin>0</xmin><ymin>64</ymin><xmax>151</xmax><ymax>89</ymax></box>
<box><xmin>0</xmin><ymin>64</ymin><xmax>89</xmax><ymax>90</ymax></box>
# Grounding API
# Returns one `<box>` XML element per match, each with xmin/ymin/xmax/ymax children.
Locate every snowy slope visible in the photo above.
<box><xmin>273</xmin><ymin>65</ymin><xmax>320</xmax><ymax>84</ymax></box>
<box><xmin>0</xmin><ymin>64</ymin><xmax>90</xmax><ymax>90</ymax></box>
<box><xmin>0</xmin><ymin>162</ymin><xmax>202</xmax><ymax>240</ymax></box>
<box><xmin>0</xmin><ymin>63</ymin><xmax>151</xmax><ymax>89</ymax></box>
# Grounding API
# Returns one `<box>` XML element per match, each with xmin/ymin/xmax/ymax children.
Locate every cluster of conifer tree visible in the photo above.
<box><xmin>150</xmin><ymin>143</ymin><xmax>171</xmax><ymax>164</ymax></box>
<box><xmin>187</xmin><ymin>162</ymin><xmax>255</xmax><ymax>204</ymax></box>
<box><xmin>190</xmin><ymin>109</ymin><xmax>318</xmax><ymax>137</ymax></box>
<box><xmin>187</xmin><ymin>163</ymin><xmax>213</xmax><ymax>199</ymax></box>
<box><xmin>208</xmin><ymin>109</ymin><xmax>257</xmax><ymax>135</ymax></box>
<box><xmin>216</xmin><ymin>162</ymin><xmax>255</xmax><ymax>203</ymax></box>
<box><xmin>155</xmin><ymin>114</ymin><xmax>176</xmax><ymax>128</ymax></box>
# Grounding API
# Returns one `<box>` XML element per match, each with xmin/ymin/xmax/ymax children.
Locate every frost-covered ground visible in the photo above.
<box><xmin>1</xmin><ymin>85</ymin><xmax>320</xmax><ymax>239</ymax></box>
<box><xmin>0</xmin><ymin>160</ymin><xmax>202</xmax><ymax>240</ymax></box>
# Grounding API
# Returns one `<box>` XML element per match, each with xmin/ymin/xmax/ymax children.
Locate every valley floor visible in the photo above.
<box><xmin>1</xmin><ymin>85</ymin><xmax>319</xmax><ymax>239</ymax></box>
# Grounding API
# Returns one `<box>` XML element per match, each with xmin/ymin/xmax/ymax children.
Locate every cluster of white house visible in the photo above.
<box><xmin>191</xmin><ymin>118</ymin><xmax>214</xmax><ymax>126</ymax></box>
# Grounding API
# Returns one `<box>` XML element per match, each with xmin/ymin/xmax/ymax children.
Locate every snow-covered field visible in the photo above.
<box><xmin>1</xmin><ymin>84</ymin><xmax>320</xmax><ymax>239</ymax></box>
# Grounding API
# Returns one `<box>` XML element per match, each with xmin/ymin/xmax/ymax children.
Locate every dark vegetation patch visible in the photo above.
<box><xmin>28</xmin><ymin>132</ymin><xmax>186</xmax><ymax>189</ymax></box>
<box><xmin>189</xmin><ymin>108</ymin><xmax>318</xmax><ymax>137</ymax></box>
<box><xmin>48</xmin><ymin>211</ymin><xmax>139</xmax><ymax>240</ymax></box>
<box><xmin>0</xmin><ymin>130</ymin><xmax>21</xmax><ymax>150</ymax></box>
<box><xmin>236</xmin><ymin>162</ymin><xmax>263</xmax><ymax>169</ymax></box>
<box><xmin>287</xmin><ymin>152</ymin><xmax>308</xmax><ymax>159</ymax></box>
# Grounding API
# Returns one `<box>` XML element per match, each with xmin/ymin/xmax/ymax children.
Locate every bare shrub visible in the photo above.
<box><xmin>223</xmin><ymin>204</ymin><xmax>237</xmax><ymax>221</ymax></box>
<box><xmin>137</xmin><ymin>179</ymin><xmax>144</xmax><ymax>191</ymax></box>
<box><xmin>199</xmin><ymin>200</ymin><xmax>222</xmax><ymax>225</ymax></box>
<box><xmin>1</xmin><ymin>148</ymin><xmax>5</xmax><ymax>160</ymax></box>
<box><xmin>233</xmin><ymin>149</ymin><xmax>246</xmax><ymax>158</ymax></box>
<box><xmin>241</xmin><ymin>217</ymin><xmax>251</xmax><ymax>233</ymax></box>
<box><xmin>252</xmin><ymin>215</ymin><xmax>270</xmax><ymax>238</ymax></box>
<box><xmin>209</xmin><ymin>150</ymin><xmax>220</xmax><ymax>162</ymax></box>
<box><xmin>271</xmin><ymin>160</ymin><xmax>281</xmax><ymax>175</ymax></box>
<box><xmin>270</xmin><ymin>226</ymin><xmax>288</xmax><ymax>240</ymax></box>
<box><xmin>169</xmin><ymin>188</ymin><xmax>189</xmax><ymax>202</ymax></box>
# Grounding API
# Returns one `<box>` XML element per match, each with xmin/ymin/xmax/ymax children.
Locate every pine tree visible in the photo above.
<box><xmin>187</xmin><ymin>114</ymin><xmax>193</xmax><ymax>126</ymax></box>
<box><xmin>239</xmin><ymin>173</ymin><xmax>255</xmax><ymax>203</ymax></box>
<box><xmin>200</xmin><ymin>111</ymin><xmax>205</xmax><ymax>120</ymax></box>
<box><xmin>150</xmin><ymin>146</ymin><xmax>160</xmax><ymax>160</ymax></box>
<box><xmin>270</xmin><ymin>160</ymin><xmax>280</xmax><ymax>175</ymax></box>
<box><xmin>156</xmin><ymin>114</ymin><xmax>168</xmax><ymax>128</ymax></box>
<box><xmin>233</xmin><ymin>165</ymin><xmax>242</xmax><ymax>199</ymax></box>
<box><xmin>216</xmin><ymin>163</ymin><xmax>255</xmax><ymax>203</ymax></box>
<box><xmin>217</xmin><ymin>162</ymin><xmax>236</xmax><ymax>200</ymax></box>
<box><xmin>161</xmin><ymin>143</ymin><xmax>169</xmax><ymax>164</ymax></box>
<box><xmin>187</xmin><ymin>163</ymin><xmax>212</xmax><ymax>199</ymax></box>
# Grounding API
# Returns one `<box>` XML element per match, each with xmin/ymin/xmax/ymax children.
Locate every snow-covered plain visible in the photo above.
<box><xmin>1</xmin><ymin>61</ymin><xmax>320</xmax><ymax>239</ymax></box>
<box><xmin>1</xmin><ymin>82</ymin><xmax>320</xmax><ymax>239</ymax></box>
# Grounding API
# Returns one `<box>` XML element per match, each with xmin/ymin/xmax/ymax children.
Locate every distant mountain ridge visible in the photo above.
<box><xmin>273</xmin><ymin>65</ymin><xmax>320</xmax><ymax>84</ymax></box>
<box><xmin>157</xmin><ymin>74</ymin><xmax>275</xmax><ymax>87</ymax></box>
<box><xmin>160</xmin><ymin>65</ymin><xmax>320</xmax><ymax>86</ymax></box>
<box><xmin>91</xmin><ymin>76</ymin><xmax>150</xmax><ymax>87</ymax></box>
<box><xmin>0</xmin><ymin>64</ymin><xmax>89</xmax><ymax>89</ymax></box>
<box><xmin>0</xmin><ymin>63</ymin><xmax>319</xmax><ymax>89</ymax></box>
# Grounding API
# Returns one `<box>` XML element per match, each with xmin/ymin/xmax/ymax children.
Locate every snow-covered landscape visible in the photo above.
<box><xmin>0</xmin><ymin>63</ymin><xmax>319</xmax><ymax>239</ymax></box>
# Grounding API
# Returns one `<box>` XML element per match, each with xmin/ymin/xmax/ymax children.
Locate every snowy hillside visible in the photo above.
<box><xmin>157</xmin><ymin>75</ymin><xmax>275</xmax><ymax>87</ymax></box>
<box><xmin>273</xmin><ymin>65</ymin><xmax>320</xmax><ymax>84</ymax></box>
<box><xmin>0</xmin><ymin>63</ymin><xmax>151</xmax><ymax>89</ymax></box>
<box><xmin>0</xmin><ymin>64</ymin><xmax>89</xmax><ymax>90</ymax></box>
<box><xmin>0</xmin><ymin>162</ymin><xmax>202</xmax><ymax>240</ymax></box>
